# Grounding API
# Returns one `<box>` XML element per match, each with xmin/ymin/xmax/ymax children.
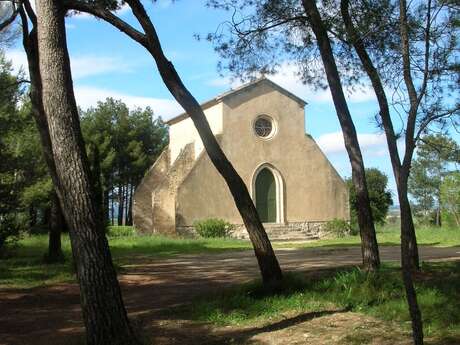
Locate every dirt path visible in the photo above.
<box><xmin>1</xmin><ymin>245</ymin><xmax>459</xmax><ymax>345</ymax></box>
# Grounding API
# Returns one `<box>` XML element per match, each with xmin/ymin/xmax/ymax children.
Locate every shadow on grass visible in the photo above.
<box><xmin>170</xmin><ymin>262</ymin><xmax>460</xmax><ymax>344</ymax></box>
<box><xmin>0</xmin><ymin>256</ymin><xmax>75</xmax><ymax>289</ymax></box>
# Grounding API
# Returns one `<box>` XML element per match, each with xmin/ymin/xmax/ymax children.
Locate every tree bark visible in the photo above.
<box><xmin>63</xmin><ymin>0</ymin><xmax>283</xmax><ymax>285</ymax></box>
<box><xmin>127</xmin><ymin>183</ymin><xmax>133</xmax><ymax>226</ymax></box>
<box><xmin>301</xmin><ymin>0</ymin><xmax>380</xmax><ymax>270</ymax></box>
<box><xmin>19</xmin><ymin>3</ymin><xmax>65</xmax><ymax>264</ymax></box>
<box><xmin>339</xmin><ymin>0</ymin><xmax>420</xmax><ymax>272</ymax></box>
<box><xmin>29</xmin><ymin>206</ymin><xmax>37</xmax><ymax>229</ymax></box>
<box><xmin>35</xmin><ymin>1</ymin><xmax>140</xmax><ymax>344</ymax></box>
<box><xmin>45</xmin><ymin>191</ymin><xmax>64</xmax><ymax>263</ymax></box>
<box><xmin>398</xmin><ymin>172</ymin><xmax>424</xmax><ymax>345</ymax></box>
<box><xmin>117</xmin><ymin>183</ymin><xmax>124</xmax><ymax>226</ymax></box>
<box><xmin>103</xmin><ymin>188</ymin><xmax>110</xmax><ymax>225</ymax></box>
<box><xmin>340</xmin><ymin>2</ymin><xmax>423</xmax><ymax>343</ymax></box>
<box><xmin>111</xmin><ymin>187</ymin><xmax>115</xmax><ymax>226</ymax></box>
<box><xmin>129</xmin><ymin>0</ymin><xmax>283</xmax><ymax>285</ymax></box>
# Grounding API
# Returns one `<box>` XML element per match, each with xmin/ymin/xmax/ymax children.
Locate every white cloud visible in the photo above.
<box><xmin>316</xmin><ymin>131</ymin><xmax>388</xmax><ymax>157</ymax></box>
<box><xmin>74</xmin><ymin>85</ymin><xmax>183</xmax><ymax>119</ymax></box>
<box><xmin>70</xmin><ymin>55</ymin><xmax>134</xmax><ymax>79</ymax></box>
<box><xmin>5</xmin><ymin>49</ymin><xmax>134</xmax><ymax>80</ymax></box>
<box><xmin>271</xmin><ymin>64</ymin><xmax>376</xmax><ymax>103</ymax></box>
<box><xmin>4</xmin><ymin>49</ymin><xmax>181</xmax><ymax>119</ymax></box>
<box><xmin>210</xmin><ymin>63</ymin><xmax>376</xmax><ymax>104</ymax></box>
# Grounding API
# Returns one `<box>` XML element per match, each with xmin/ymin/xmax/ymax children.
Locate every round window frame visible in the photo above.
<box><xmin>253</xmin><ymin>115</ymin><xmax>277</xmax><ymax>140</ymax></box>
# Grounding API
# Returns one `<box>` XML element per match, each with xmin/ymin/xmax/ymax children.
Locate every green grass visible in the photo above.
<box><xmin>0</xmin><ymin>224</ymin><xmax>458</xmax><ymax>289</ymax></box>
<box><xmin>287</xmin><ymin>224</ymin><xmax>460</xmax><ymax>249</ymax></box>
<box><xmin>180</xmin><ymin>261</ymin><xmax>460</xmax><ymax>342</ymax></box>
<box><xmin>0</xmin><ymin>230</ymin><xmax>250</xmax><ymax>289</ymax></box>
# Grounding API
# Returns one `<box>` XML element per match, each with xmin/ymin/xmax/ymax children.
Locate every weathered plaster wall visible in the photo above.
<box><xmin>132</xmin><ymin>148</ymin><xmax>170</xmax><ymax>233</ymax></box>
<box><xmin>168</xmin><ymin>103</ymin><xmax>223</xmax><ymax>163</ymax></box>
<box><xmin>150</xmin><ymin>144</ymin><xmax>195</xmax><ymax>235</ymax></box>
<box><xmin>175</xmin><ymin>81</ymin><xmax>349</xmax><ymax>227</ymax></box>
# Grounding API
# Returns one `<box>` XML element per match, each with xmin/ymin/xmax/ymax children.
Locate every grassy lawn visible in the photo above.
<box><xmin>0</xmin><ymin>230</ymin><xmax>250</xmax><ymax>289</ymax></box>
<box><xmin>0</xmin><ymin>224</ymin><xmax>458</xmax><ymax>289</ymax></box>
<box><xmin>178</xmin><ymin>261</ymin><xmax>460</xmax><ymax>344</ymax></box>
<box><xmin>287</xmin><ymin>224</ymin><xmax>460</xmax><ymax>249</ymax></box>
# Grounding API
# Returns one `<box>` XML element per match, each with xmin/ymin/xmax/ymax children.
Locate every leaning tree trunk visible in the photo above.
<box><xmin>398</xmin><ymin>178</ymin><xmax>420</xmax><ymax>270</ymax></box>
<box><xmin>19</xmin><ymin>3</ymin><xmax>65</xmax><ymax>264</ymax></box>
<box><xmin>124</xmin><ymin>0</ymin><xmax>283</xmax><ymax>286</ymax></box>
<box><xmin>340</xmin><ymin>0</ymin><xmax>420</xmax><ymax>271</ymax></box>
<box><xmin>63</xmin><ymin>0</ymin><xmax>283</xmax><ymax>287</ymax></box>
<box><xmin>302</xmin><ymin>0</ymin><xmax>380</xmax><ymax>270</ymax></box>
<box><xmin>45</xmin><ymin>191</ymin><xmax>65</xmax><ymax>263</ymax></box>
<box><xmin>340</xmin><ymin>2</ymin><xmax>423</xmax><ymax>343</ymax></box>
<box><xmin>36</xmin><ymin>1</ymin><xmax>140</xmax><ymax>344</ymax></box>
<box><xmin>117</xmin><ymin>182</ymin><xmax>124</xmax><ymax>226</ymax></box>
<box><xmin>398</xmin><ymin>171</ymin><xmax>423</xmax><ymax>345</ymax></box>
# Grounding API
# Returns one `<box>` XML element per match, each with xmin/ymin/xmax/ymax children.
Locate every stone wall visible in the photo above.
<box><xmin>151</xmin><ymin>144</ymin><xmax>196</xmax><ymax>235</ymax></box>
<box><xmin>176</xmin><ymin>221</ymin><xmax>333</xmax><ymax>241</ymax></box>
<box><xmin>132</xmin><ymin>148</ymin><xmax>170</xmax><ymax>233</ymax></box>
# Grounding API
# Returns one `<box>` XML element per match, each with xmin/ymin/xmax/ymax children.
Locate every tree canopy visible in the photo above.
<box><xmin>346</xmin><ymin>168</ymin><xmax>393</xmax><ymax>227</ymax></box>
<box><xmin>80</xmin><ymin>98</ymin><xmax>168</xmax><ymax>225</ymax></box>
<box><xmin>409</xmin><ymin>133</ymin><xmax>460</xmax><ymax>225</ymax></box>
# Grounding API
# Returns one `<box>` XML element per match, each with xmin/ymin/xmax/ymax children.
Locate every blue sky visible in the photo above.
<box><xmin>6</xmin><ymin>0</ymin><xmax>459</xmax><ymax>199</ymax></box>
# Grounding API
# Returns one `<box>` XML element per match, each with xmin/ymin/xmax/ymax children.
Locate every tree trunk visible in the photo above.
<box><xmin>45</xmin><ymin>191</ymin><xmax>64</xmax><ymax>263</ymax></box>
<box><xmin>43</xmin><ymin>205</ymin><xmax>51</xmax><ymax>228</ymax></box>
<box><xmin>340</xmin><ymin>2</ymin><xmax>423</xmax><ymax>343</ymax></box>
<box><xmin>29</xmin><ymin>206</ymin><xmax>37</xmax><ymax>229</ymax></box>
<box><xmin>435</xmin><ymin>206</ymin><xmax>441</xmax><ymax>227</ymax></box>
<box><xmin>111</xmin><ymin>187</ymin><xmax>115</xmax><ymax>226</ymax></box>
<box><xmin>117</xmin><ymin>183</ymin><xmax>124</xmax><ymax>226</ymax></box>
<box><xmin>302</xmin><ymin>0</ymin><xmax>380</xmax><ymax>270</ymax></box>
<box><xmin>340</xmin><ymin>0</ymin><xmax>419</xmax><ymax>272</ymax></box>
<box><xmin>19</xmin><ymin>4</ymin><xmax>59</xmax><ymax>187</ymax></box>
<box><xmin>103</xmin><ymin>188</ymin><xmax>110</xmax><ymax>225</ymax></box>
<box><xmin>120</xmin><ymin>0</ymin><xmax>284</xmax><ymax>286</ymax></box>
<box><xmin>36</xmin><ymin>1</ymin><xmax>140</xmax><ymax>344</ymax></box>
<box><xmin>398</xmin><ymin>174</ymin><xmax>420</xmax><ymax>270</ymax></box>
<box><xmin>126</xmin><ymin>183</ymin><xmax>133</xmax><ymax>226</ymax></box>
<box><xmin>63</xmin><ymin>0</ymin><xmax>283</xmax><ymax>287</ymax></box>
<box><xmin>400</xmin><ymin>174</ymin><xmax>424</xmax><ymax>345</ymax></box>
<box><xmin>90</xmin><ymin>144</ymin><xmax>104</xmax><ymax>228</ymax></box>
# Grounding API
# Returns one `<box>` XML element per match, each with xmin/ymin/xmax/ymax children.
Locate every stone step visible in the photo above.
<box><xmin>229</xmin><ymin>222</ymin><xmax>326</xmax><ymax>241</ymax></box>
<box><xmin>235</xmin><ymin>229</ymin><xmax>319</xmax><ymax>241</ymax></box>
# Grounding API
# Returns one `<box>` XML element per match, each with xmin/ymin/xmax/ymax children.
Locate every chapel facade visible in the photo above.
<box><xmin>133</xmin><ymin>78</ymin><xmax>349</xmax><ymax>240</ymax></box>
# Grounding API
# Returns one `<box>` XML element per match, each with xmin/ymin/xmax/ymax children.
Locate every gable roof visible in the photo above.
<box><xmin>165</xmin><ymin>77</ymin><xmax>307</xmax><ymax>125</ymax></box>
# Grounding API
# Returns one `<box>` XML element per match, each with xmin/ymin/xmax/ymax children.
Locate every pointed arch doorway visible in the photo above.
<box><xmin>252</xmin><ymin>164</ymin><xmax>284</xmax><ymax>223</ymax></box>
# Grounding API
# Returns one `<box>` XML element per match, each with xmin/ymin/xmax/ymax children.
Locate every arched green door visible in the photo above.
<box><xmin>255</xmin><ymin>168</ymin><xmax>276</xmax><ymax>223</ymax></box>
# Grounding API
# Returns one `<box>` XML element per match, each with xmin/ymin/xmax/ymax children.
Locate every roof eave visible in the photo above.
<box><xmin>165</xmin><ymin>78</ymin><xmax>307</xmax><ymax>126</ymax></box>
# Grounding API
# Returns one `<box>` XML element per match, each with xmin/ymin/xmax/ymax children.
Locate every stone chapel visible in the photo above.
<box><xmin>133</xmin><ymin>78</ymin><xmax>349</xmax><ymax>240</ymax></box>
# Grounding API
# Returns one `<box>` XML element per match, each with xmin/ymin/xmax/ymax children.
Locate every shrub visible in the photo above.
<box><xmin>107</xmin><ymin>226</ymin><xmax>136</xmax><ymax>237</ymax></box>
<box><xmin>193</xmin><ymin>218</ymin><xmax>232</xmax><ymax>238</ymax></box>
<box><xmin>0</xmin><ymin>214</ymin><xmax>21</xmax><ymax>254</ymax></box>
<box><xmin>323</xmin><ymin>218</ymin><xmax>352</xmax><ymax>238</ymax></box>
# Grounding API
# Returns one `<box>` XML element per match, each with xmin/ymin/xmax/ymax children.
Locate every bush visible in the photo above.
<box><xmin>0</xmin><ymin>214</ymin><xmax>21</xmax><ymax>254</ymax></box>
<box><xmin>107</xmin><ymin>226</ymin><xmax>136</xmax><ymax>237</ymax></box>
<box><xmin>193</xmin><ymin>218</ymin><xmax>232</xmax><ymax>238</ymax></box>
<box><xmin>324</xmin><ymin>218</ymin><xmax>352</xmax><ymax>238</ymax></box>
